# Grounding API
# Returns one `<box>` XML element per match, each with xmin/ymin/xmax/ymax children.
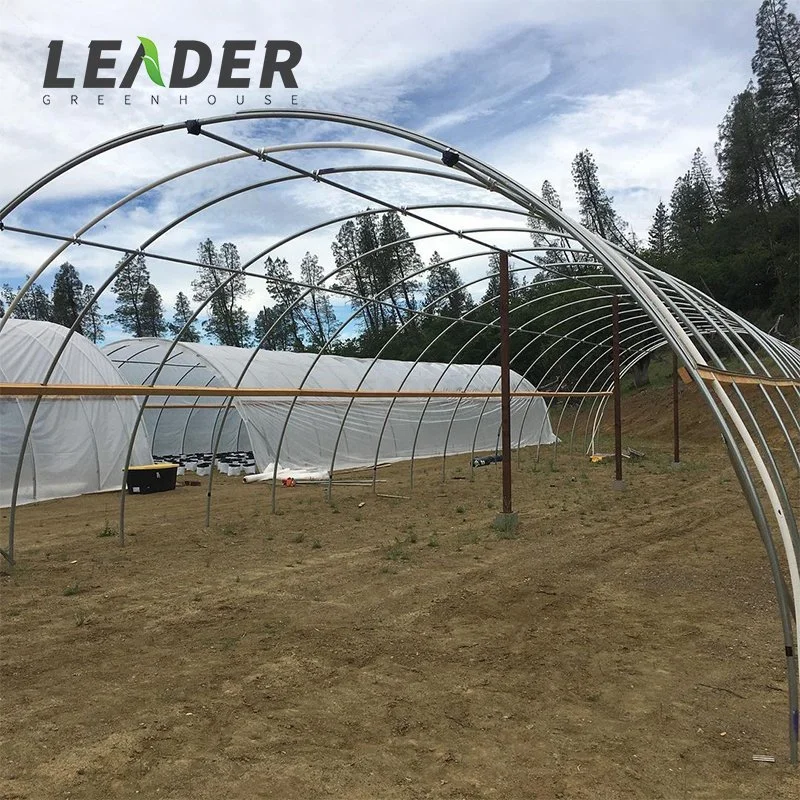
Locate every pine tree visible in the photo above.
<box><xmin>263</xmin><ymin>256</ymin><xmax>303</xmax><ymax>349</ymax></box>
<box><xmin>647</xmin><ymin>201</ymin><xmax>669</xmax><ymax>261</ymax></box>
<box><xmin>51</xmin><ymin>262</ymin><xmax>84</xmax><ymax>330</ymax></box>
<box><xmin>571</xmin><ymin>150</ymin><xmax>637</xmax><ymax>252</ymax></box>
<box><xmin>140</xmin><ymin>284</ymin><xmax>167</xmax><ymax>337</ymax></box>
<box><xmin>716</xmin><ymin>87</ymin><xmax>779</xmax><ymax>211</ymax></box>
<box><xmin>481</xmin><ymin>252</ymin><xmax>519</xmax><ymax>307</ymax></box>
<box><xmin>169</xmin><ymin>292</ymin><xmax>200</xmax><ymax>342</ymax></box>
<box><xmin>752</xmin><ymin>0</ymin><xmax>800</xmax><ymax>196</ymax></box>
<box><xmin>109</xmin><ymin>253</ymin><xmax>150</xmax><ymax>336</ymax></box>
<box><xmin>299</xmin><ymin>252</ymin><xmax>338</xmax><ymax>349</ymax></box>
<box><xmin>378</xmin><ymin>211</ymin><xmax>423</xmax><ymax>325</ymax></box>
<box><xmin>80</xmin><ymin>285</ymin><xmax>104</xmax><ymax>343</ymax></box>
<box><xmin>254</xmin><ymin>304</ymin><xmax>299</xmax><ymax>351</ymax></box>
<box><xmin>424</xmin><ymin>251</ymin><xmax>474</xmax><ymax>317</ymax></box>
<box><xmin>690</xmin><ymin>148</ymin><xmax>721</xmax><ymax>217</ymax></box>
<box><xmin>331</xmin><ymin>220</ymin><xmax>376</xmax><ymax>334</ymax></box>
<box><xmin>1</xmin><ymin>279</ymin><xmax>53</xmax><ymax>321</ymax></box>
<box><xmin>668</xmin><ymin>166</ymin><xmax>715</xmax><ymax>251</ymax></box>
<box><xmin>192</xmin><ymin>239</ymin><xmax>251</xmax><ymax>347</ymax></box>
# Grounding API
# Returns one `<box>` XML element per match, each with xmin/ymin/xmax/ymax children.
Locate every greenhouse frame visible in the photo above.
<box><xmin>0</xmin><ymin>110</ymin><xmax>797</xmax><ymax>759</ymax></box>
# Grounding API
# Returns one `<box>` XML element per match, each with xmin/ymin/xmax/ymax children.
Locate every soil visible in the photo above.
<box><xmin>1</xmin><ymin>382</ymin><xmax>799</xmax><ymax>799</ymax></box>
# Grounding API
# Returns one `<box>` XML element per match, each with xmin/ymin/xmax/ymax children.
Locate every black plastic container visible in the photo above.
<box><xmin>127</xmin><ymin>463</ymin><xmax>178</xmax><ymax>494</ymax></box>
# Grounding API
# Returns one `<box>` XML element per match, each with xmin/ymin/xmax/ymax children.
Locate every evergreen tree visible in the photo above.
<box><xmin>299</xmin><ymin>252</ymin><xmax>338</xmax><ymax>348</ymax></box>
<box><xmin>690</xmin><ymin>148</ymin><xmax>721</xmax><ymax>217</ymax></box>
<box><xmin>1</xmin><ymin>280</ymin><xmax>53</xmax><ymax>321</ymax></box>
<box><xmin>716</xmin><ymin>87</ymin><xmax>780</xmax><ymax>211</ymax></box>
<box><xmin>192</xmin><ymin>239</ymin><xmax>251</xmax><ymax>347</ymax></box>
<box><xmin>571</xmin><ymin>150</ymin><xmax>637</xmax><ymax>252</ymax></box>
<box><xmin>108</xmin><ymin>253</ymin><xmax>150</xmax><ymax>336</ymax></box>
<box><xmin>541</xmin><ymin>179</ymin><xmax>563</xmax><ymax>211</ymax></box>
<box><xmin>752</xmin><ymin>0</ymin><xmax>800</xmax><ymax>196</ymax></box>
<box><xmin>254</xmin><ymin>304</ymin><xmax>299</xmax><ymax>351</ymax></box>
<box><xmin>481</xmin><ymin>252</ymin><xmax>519</xmax><ymax>308</ymax></box>
<box><xmin>169</xmin><ymin>292</ymin><xmax>201</xmax><ymax>342</ymax></box>
<box><xmin>140</xmin><ymin>284</ymin><xmax>167</xmax><ymax>337</ymax></box>
<box><xmin>424</xmin><ymin>252</ymin><xmax>474</xmax><ymax>317</ymax></box>
<box><xmin>80</xmin><ymin>285</ymin><xmax>104</xmax><ymax>343</ymax></box>
<box><xmin>647</xmin><ymin>201</ymin><xmax>669</xmax><ymax>262</ymax></box>
<box><xmin>668</xmin><ymin>168</ymin><xmax>715</xmax><ymax>251</ymax></box>
<box><xmin>378</xmin><ymin>211</ymin><xmax>423</xmax><ymax>324</ymax></box>
<box><xmin>331</xmin><ymin>219</ymin><xmax>378</xmax><ymax>334</ymax></box>
<box><xmin>263</xmin><ymin>256</ymin><xmax>304</xmax><ymax>349</ymax></box>
<box><xmin>51</xmin><ymin>262</ymin><xmax>84</xmax><ymax>330</ymax></box>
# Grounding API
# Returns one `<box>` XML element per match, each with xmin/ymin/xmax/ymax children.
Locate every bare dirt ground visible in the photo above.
<box><xmin>1</xmin><ymin>383</ymin><xmax>799</xmax><ymax>799</ymax></box>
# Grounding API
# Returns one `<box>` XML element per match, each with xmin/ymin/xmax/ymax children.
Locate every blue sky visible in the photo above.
<box><xmin>0</xmin><ymin>0</ymin><xmax>770</xmax><ymax>342</ymax></box>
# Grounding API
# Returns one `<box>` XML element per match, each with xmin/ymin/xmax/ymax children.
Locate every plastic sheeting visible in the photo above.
<box><xmin>0</xmin><ymin>320</ymin><xmax>152</xmax><ymax>506</ymax></box>
<box><xmin>104</xmin><ymin>338</ymin><xmax>557</xmax><ymax>473</ymax></box>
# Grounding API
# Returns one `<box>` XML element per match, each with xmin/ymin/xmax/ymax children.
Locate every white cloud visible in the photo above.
<box><xmin>0</xmin><ymin>0</ymin><xmax>761</xmax><ymax>336</ymax></box>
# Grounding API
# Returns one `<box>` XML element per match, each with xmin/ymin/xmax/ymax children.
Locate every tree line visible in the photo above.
<box><xmin>2</xmin><ymin>1</ymin><xmax>795</xmax><ymax>382</ymax></box>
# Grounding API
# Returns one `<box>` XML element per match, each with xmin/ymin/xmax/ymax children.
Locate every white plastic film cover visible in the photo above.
<box><xmin>104</xmin><ymin>338</ymin><xmax>557</xmax><ymax>472</ymax></box>
<box><xmin>0</xmin><ymin>320</ymin><xmax>152</xmax><ymax>506</ymax></box>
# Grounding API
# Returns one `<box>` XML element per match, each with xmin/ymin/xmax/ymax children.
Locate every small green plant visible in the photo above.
<box><xmin>63</xmin><ymin>582</ymin><xmax>81</xmax><ymax>597</ymax></box>
<box><xmin>386</xmin><ymin>539</ymin><xmax>409</xmax><ymax>561</ymax></box>
<box><xmin>98</xmin><ymin>521</ymin><xmax>116</xmax><ymax>538</ymax></box>
<box><xmin>455</xmin><ymin>505</ymin><xmax>466</xmax><ymax>514</ymax></box>
<box><xmin>291</xmin><ymin>532</ymin><xmax>305</xmax><ymax>544</ymax></box>
<box><xmin>219</xmin><ymin>524</ymin><xmax>237</xmax><ymax>537</ymax></box>
<box><xmin>407</xmin><ymin>531</ymin><xmax>417</xmax><ymax>544</ymax></box>
<box><xmin>457</xmin><ymin>530</ymin><xmax>479</xmax><ymax>547</ymax></box>
<box><xmin>428</xmin><ymin>535</ymin><xmax>439</xmax><ymax>548</ymax></box>
<box><xmin>74</xmin><ymin>611</ymin><xmax>88</xmax><ymax>627</ymax></box>
<box><xmin>312</xmin><ymin>539</ymin><xmax>322</xmax><ymax>549</ymax></box>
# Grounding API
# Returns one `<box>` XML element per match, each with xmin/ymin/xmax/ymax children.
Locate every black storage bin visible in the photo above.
<box><xmin>127</xmin><ymin>463</ymin><xmax>178</xmax><ymax>494</ymax></box>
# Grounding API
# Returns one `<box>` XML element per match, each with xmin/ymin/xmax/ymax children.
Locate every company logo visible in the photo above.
<box><xmin>44</xmin><ymin>37</ymin><xmax>302</xmax><ymax>89</ymax></box>
<box><xmin>42</xmin><ymin>37</ymin><xmax>302</xmax><ymax>108</ymax></box>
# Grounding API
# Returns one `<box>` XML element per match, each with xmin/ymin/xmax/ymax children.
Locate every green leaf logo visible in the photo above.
<box><xmin>137</xmin><ymin>36</ymin><xmax>165</xmax><ymax>87</ymax></box>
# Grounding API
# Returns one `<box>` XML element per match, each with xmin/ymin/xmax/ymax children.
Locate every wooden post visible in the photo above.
<box><xmin>612</xmin><ymin>295</ymin><xmax>624</xmax><ymax>488</ymax></box>
<box><xmin>672</xmin><ymin>352</ymin><xmax>680</xmax><ymax>464</ymax></box>
<box><xmin>494</xmin><ymin>251</ymin><xmax>518</xmax><ymax>533</ymax></box>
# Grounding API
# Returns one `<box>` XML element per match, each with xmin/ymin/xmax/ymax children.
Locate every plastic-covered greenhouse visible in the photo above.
<box><xmin>103</xmin><ymin>338</ymin><xmax>557</xmax><ymax>472</ymax></box>
<box><xmin>0</xmin><ymin>320</ymin><xmax>151</xmax><ymax>506</ymax></box>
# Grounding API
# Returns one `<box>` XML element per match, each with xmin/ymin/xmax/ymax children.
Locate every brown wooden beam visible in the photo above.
<box><xmin>0</xmin><ymin>383</ymin><xmax>614</xmax><ymax>399</ymax></box>
<box><xmin>677</xmin><ymin>366</ymin><xmax>798</xmax><ymax>388</ymax></box>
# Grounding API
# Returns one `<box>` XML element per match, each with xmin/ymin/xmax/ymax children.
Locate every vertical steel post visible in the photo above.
<box><xmin>499</xmin><ymin>251</ymin><xmax>513</xmax><ymax>515</ymax></box>
<box><xmin>672</xmin><ymin>351</ymin><xmax>680</xmax><ymax>465</ymax></box>
<box><xmin>612</xmin><ymin>295</ymin><xmax>623</xmax><ymax>486</ymax></box>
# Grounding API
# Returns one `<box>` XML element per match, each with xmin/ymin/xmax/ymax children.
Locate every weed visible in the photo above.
<box><xmin>455</xmin><ymin>505</ymin><xmax>466</xmax><ymax>514</ymax></box>
<box><xmin>63</xmin><ymin>583</ymin><xmax>81</xmax><ymax>597</ymax></box>
<box><xmin>312</xmin><ymin>539</ymin><xmax>322</xmax><ymax>549</ymax></box>
<box><xmin>428</xmin><ymin>535</ymin><xmax>439</xmax><ymax>548</ymax></box>
<box><xmin>386</xmin><ymin>539</ymin><xmax>409</xmax><ymax>561</ymax></box>
<box><xmin>219</xmin><ymin>524</ymin><xmax>237</xmax><ymax>537</ymax></box>
<box><xmin>407</xmin><ymin>531</ymin><xmax>417</xmax><ymax>544</ymax></box>
<box><xmin>291</xmin><ymin>532</ymin><xmax>305</xmax><ymax>544</ymax></box>
<box><xmin>98</xmin><ymin>521</ymin><xmax>116</xmax><ymax>538</ymax></box>
<box><xmin>457</xmin><ymin>530</ymin><xmax>479</xmax><ymax>546</ymax></box>
<box><xmin>74</xmin><ymin>612</ymin><xmax>88</xmax><ymax>627</ymax></box>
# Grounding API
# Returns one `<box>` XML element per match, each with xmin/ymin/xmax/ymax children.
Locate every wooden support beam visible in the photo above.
<box><xmin>0</xmin><ymin>383</ymin><xmax>614</xmax><ymax>400</ymax></box>
<box><xmin>677</xmin><ymin>366</ymin><xmax>799</xmax><ymax>389</ymax></box>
